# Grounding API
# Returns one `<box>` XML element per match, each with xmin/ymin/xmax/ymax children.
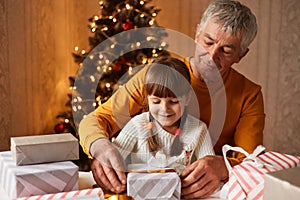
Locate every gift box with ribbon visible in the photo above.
<box><xmin>127</xmin><ymin>170</ymin><xmax>181</xmax><ymax>200</ymax></box>
<box><xmin>0</xmin><ymin>151</ymin><xmax>78</xmax><ymax>199</ymax></box>
<box><xmin>220</xmin><ymin>145</ymin><xmax>300</xmax><ymax>200</ymax></box>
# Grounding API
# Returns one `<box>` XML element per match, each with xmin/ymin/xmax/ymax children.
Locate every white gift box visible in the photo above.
<box><xmin>16</xmin><ymin>187</ymin><xmax>104</xmax><ymax>200</ymax></box>
<box><xmin>11</xmin><ymin>133</ymin><xmax>79</xmax><ymax>165</ymax></box>
<box><xmin>263</xmin><ymin>166</ymin><xmax>300</xmax><ymax>200</ymax></box>
<box><xmin>0</xmin><ymin>151</ymin><xmax>78</xmax><ymax>199</ymax></box>
<box><xmin>127</xmin><ymin>172</ymin><xmax>181</xmax><ymax>200</ymax></box>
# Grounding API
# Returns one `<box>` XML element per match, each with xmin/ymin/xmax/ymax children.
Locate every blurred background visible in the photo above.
<box><xmin>0</xmin><ymin>0</ymin><xmax>299</xmax><ymax>157</ymax></box>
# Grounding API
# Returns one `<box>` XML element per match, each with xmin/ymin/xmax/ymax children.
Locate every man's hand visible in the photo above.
<box><xmin>180</xmin><ymin>155</ymin><xmax>228</xmax><ymax>199</ymax></box>
<box><xmin>90</xmin><ymin>139</ymin><xmax>127</xmax><ymax>193</ymax></box>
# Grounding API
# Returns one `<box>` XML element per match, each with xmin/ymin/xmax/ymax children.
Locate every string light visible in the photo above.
<box><xmin>81</xmin><ymin>50</ymin><xmax>86</xmax><ymax>54</ymax></box>
<box><xmin>140</xmin><ymin>1</ymin><xmax>145</xmax><ymax>5</ymax></box>
<box><xmin>125</xmin><ymin>4</ymin><xmax>131</xmax><ymax>10</ymax></box>
<box><xmin>90</xmin><ymin>75</ymin><xmax>96</xmax><ymax>82</ymax></box>
<box><xmin>152</xmin><ymin>13</ymin><xmax>157</xmax><ymax>17</ymax></box>
<box><xmin>64</xmin><ymin>119</ymin><xmax>70</xmax><ymax>123</ymax></box>
<box><xmin>74</xmin><ymin>46</ymin><xmax>79</xmax><ymax>51</ymax></box>
<box><xmin>149</xmin><ymin>19</ymin><xmax>155</xmax><ymax>26</ymax></box>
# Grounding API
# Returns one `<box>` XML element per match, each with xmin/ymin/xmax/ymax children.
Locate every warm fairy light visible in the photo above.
<box><xmin>93</xmin><ymin>102</ymin><xmax>97</xmax><ymax>107</ymax></box>
<box><xmin>105</xmin><ymin>59</ymin><xmax>110</xmax><ymax>64</ymax></box>
<box><xmin>161</xmin><ymin>41</ymin><xmax>167</xmax><ymax>47</ymax></box>
<box><xmin>89</xmin><ymin>55</ymin><xmax>94</xmax><ymax>59</ymax></box>
<box><xmin>99</xmin><ymin>54</ymin><xmax>104</xmax><ymax>59</ymax></box>
<box><xmin>81</xmin><ymin>50</ymin><xmax>86</xmax><ymax>54</ymax></box>
<box><xmin>109</xmin><ymin>16</ymin><xmax>113</xmax><ymax>19</ymax></box>
<box><xmin>105</xmin><ymin>83</ymin><xmax>111</xmax><ymax>88</ymax></box>
<box><xmin>77</xmin><ymin>96</ymin><xmax>82</xmax><ymax>102</ymax></box>
<box><xmin>97</xmin><ymin>66</ymin><xmax>101</xmax><ymax>71</ymax></box>
<box><xmin>96</xmin><ymin>96</ymin><xmax>101</xmax><ymax>102</ymax></box>
<box><xmin>79</xmin><ymin>63</ymin><xmax>83</xmax><ymax>67</ymax></box>
<box><xmin>128</xmin><ymin>67</ymin><xmax>133</xmax><ymax>75</ymax></box>
<box><xmin>94</xmin><ymin>15</ymin><xmax>99</xmax><ymax>20</ymax></box>
<box><xmin>152</xmin><ymin>49</ymin><xmax>156</xmax><ymax>54</ymax></box>
<box><xmin>69</xmin><ymin>86</ymin><xmax>74</xmax><ymax>90</ymax></box>
<box><xmin>90</xmin><ymin>75</ymin><xmax>96</xmax><ymax>82</ymax></box>
<box><xmin>73</xmin><ymin>106</ymin><xmax>77</xmax><ymax>112</ymax></box>
<box><xmin>142</xmin><ymin>58</ymin><xmax>148</xmax><ymax>64</ymax></box>
<box><xmin>65</xmin><ymin>119</ymin><xmax>70</xmax><ymax>123</ymax></box>
<box><xmin>92</xmin><ymin>28</ymin><xmax>96</xmax><ymax>32</ymax></box>
<box><xmin>153</xmin><ymin>53</ymin><xmax>158</xmax><ymax>57</ymax></box>
<box><xmin>73</xmin><ymin>98</ymin><xmax>78</xmax><ymax>103</ymax></box>
<box><xmin>146</xmin><ymin>36</ymin><xmax>153</xmax><ymax>41</ymax></box>
<box><xmin>140</xmin><ymin>1</ymin><xmax>145</xmax><ymax>5</ymax></box>
<box><xmin>149</xmin><ymin>19</ymin><xmax>154</xmax><ymax>25</ymax></box>
<box><xmin>74</xmin><ymin>46</ymin><xmax>79</xmax><ymax>51</ymax></box>
<box><xmin>99</xmin><ymin>1</ymin><xmax>104</xmax><ymax>6</ymax></box>
<box><xmin>152</xmin><ymin>13</ymin><xmax>157</xmax><ymax>17</ymax></box>
<box><xmin>126</xmin><ymin>4</ymin><xmax>131</xmax><ymax>9</ymax></box>
<box><xmin>140</xmin><ymin>14</ymin><xmax>145</xmax><ymax>18</ymax></box>
<box><xmin>110</xmin><ymin>44</ymin><xmax>115</xmax><ymax>48</ymax></box>
<box><xmin>78</xmin><ymin>105</ymin><xmax>82</xmax><ymax>110</ymax></box>
<box><xmin>113</xmin><ymin>18</ymin><xmax>117</xmax><ymax>22</ymax></box>
<box><xmin>91</xmin><ymin>22</ymin><xmax>96</xmax><ymax>27</ymax></box>
<box><xmin>102</xmin><ymin>26</ymin><xmax>108</xmax><ymax>31</ymax></box>
<box><xmin>136</xmin><ymin>42</ymin><xmax>141</xmax><ymax>47</ymax></box>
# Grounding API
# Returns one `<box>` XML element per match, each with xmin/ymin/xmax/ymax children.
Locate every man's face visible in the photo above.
<box><xmin>194</xmin><ymin>20</ymin><xmax>246</xmax><ymax>82</ymax></box>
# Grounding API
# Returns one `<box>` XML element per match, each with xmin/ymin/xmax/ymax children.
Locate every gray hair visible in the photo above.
<box><xmin>197</xmin><ymin>0</ymin><xmax>257</xmax><ymax>54</ymax></box>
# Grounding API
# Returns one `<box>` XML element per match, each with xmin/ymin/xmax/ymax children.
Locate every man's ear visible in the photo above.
<box><xmin>236</xmin><ymin>48</ymin><xmax>249</xmax><ymax>63</ymax></box>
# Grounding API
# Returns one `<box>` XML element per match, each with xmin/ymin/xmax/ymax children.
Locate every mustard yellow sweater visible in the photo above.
<box><xmin>78</xmin><ymin>59</ymin><xmax>265</xmax><ymax>165</ymax></box>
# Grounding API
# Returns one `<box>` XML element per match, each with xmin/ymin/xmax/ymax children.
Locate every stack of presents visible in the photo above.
<box><xmin>1</xmin><ymin>133</ymin><xmax>300</xmax><ymax>200</ymax></box>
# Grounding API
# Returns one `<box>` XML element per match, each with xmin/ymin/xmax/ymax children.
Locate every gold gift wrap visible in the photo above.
<box><xmin>127</xmin><ymin>172</ymin><xmax>181</xmax><ymax>200</ymax></box>
<box><xmin>264</xmin><ymin>167</ymin><xmax>300</xmax><ymax>200</ymax></box>
<box><xmin>11</xmin><ymin>133</ymin><xmax>79</xmax><ymax>165</ymax></box>
<box><xmin>0</xmin><ymin>151</ymin><xmax>78</xmax><ymax>199</ymax></box>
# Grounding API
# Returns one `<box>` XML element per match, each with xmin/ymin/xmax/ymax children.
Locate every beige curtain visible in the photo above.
<box><xmin>1</xmin><ymin>0</ymin><xmax>300</xmax><ymax>154</ymax></box>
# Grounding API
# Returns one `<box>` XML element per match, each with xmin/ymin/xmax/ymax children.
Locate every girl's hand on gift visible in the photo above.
<box><xmin>90</xmin><ymin>139</ymin><xmax>127</xmax><ymax>193</ymax></box>
<box><xmin>180</xmin><ymin>155</ymin><xmax>228</xmax><ymax>199</ymax></box>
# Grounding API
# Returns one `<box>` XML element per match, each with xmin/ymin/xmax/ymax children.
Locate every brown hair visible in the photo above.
<box><xmin>144</xmin><ymin>57</ymin><xmax>191</xmax><ymax>157</ymax></box>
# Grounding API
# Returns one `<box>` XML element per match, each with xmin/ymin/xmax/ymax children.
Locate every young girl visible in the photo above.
<box><xmin>113</xmin><ymin>57</ymin><xmax>214</xmax><ymax>174</ymax></box>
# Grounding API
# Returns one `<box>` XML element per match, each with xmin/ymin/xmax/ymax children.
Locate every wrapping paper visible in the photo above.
<box><xmin>264</xmin><ymin>166</ymin><xmax>300</xmax><ymax>200</ymax></box>
<box><xmin>11</xmin><ymin>133</ymin><xmax>79</xmax><ymax>165</ymax></box>
<box><xmin>16</xmin><ymin>188</ymin><xmax>104</xmax><ymax>200</ymax></box>
<box><xmin>220</xmin><ymin>145</ymin><xmax>300</xmax><ymax>200</ymax></box>
<box><xmin>0</xmin><ymin>151</ymin><xmax>78</xmax><ymax>199</ymax></box>
<box><xmin>127</xmin><ymin>172</ymin><xmax>181</xmax><ymax>200</ymax></box>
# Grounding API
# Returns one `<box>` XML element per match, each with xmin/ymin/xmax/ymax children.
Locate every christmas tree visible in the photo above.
<box><xmin>55</xmin><ymin>0</ymin><xmax>169</xmax><ymax>171</ymax></box>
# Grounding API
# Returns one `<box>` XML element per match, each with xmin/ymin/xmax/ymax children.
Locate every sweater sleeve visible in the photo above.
<box><xmin>113</xmin><ymin>119</ymin><xmax>138</xmax><ymax>160</ymax></box>
<box><xmin>193</xmin><ymin>124</ymin><xmax>215</xmax><ymax>160</ymax></box>
<box><xmin>230</xmin><ymin>86</ymin><xmax>265</xmax><ymax>165</ymax></box>
<box><xmin>78</xmin><ymin>65</ymin><xmax>149</xmax><ymax>156</ymax></box>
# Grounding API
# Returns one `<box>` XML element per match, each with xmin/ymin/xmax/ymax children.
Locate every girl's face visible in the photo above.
<box><xmin>148</xmin><ymin>94</ymin><xmax>189</xmax><ymax>134</ymax></box>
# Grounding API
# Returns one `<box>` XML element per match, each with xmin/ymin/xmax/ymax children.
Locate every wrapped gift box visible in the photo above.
<box><xmin>127</xmin><ymin>172</ymin><xmax>181</xmax><ymax>200</ymax></box>
<box><xmin>11</xmin><ymin>133</ymin><xmax>79</xmax><ymax>165</ymax></box>
<box><xmin>263</xmin><ymin>166</ymin><xmax>300</xmax><ymax>200</ymax></box>
<box><xmin>220</xmin><ymin>145</ymin><xmax>300</xmax><ymax>200</ymax></box>
<box><xmin>0</xmin><ymin>151</ymin><xmax>78</xmax><ymax>199</ymax></box>
<box><xmin>16</xmin><ymin>187</ymin><xmax>104</xmax><ymax>200</ymax></box>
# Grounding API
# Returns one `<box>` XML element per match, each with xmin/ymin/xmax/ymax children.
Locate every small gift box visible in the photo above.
<box><xmin>220</xmin><ymin>145</ymin><xmax>300</xmax><ymax>200</ymax></box>
<box><xmin>11</xmin><ymin>133</ymin><xmax>79</xmax><ymax>165</ymax></box>
<box><xmin>0</xmin><ymin>151</ymin><xmax>78</xmax><ymax>199</ymax></box>
<box><xmin>264</xmin><ymin>166</ymin><xmax>300</xmax><ymax>200</ymax></box>
<box><xmin>16</xmin><ymin>188</ymin><xmax>104</xmax><ymax>200</ymax></box>
<box><xmin>127</xmin><ymin>171</ymin><xmax>181</xmax><ymax>200</ymax></box>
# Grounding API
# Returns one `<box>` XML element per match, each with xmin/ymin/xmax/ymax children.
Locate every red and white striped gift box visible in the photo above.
<box><xmin>16</xmin><ymin>188</ymin><xmax>104</xmax><ymax>200</ymax></box>
<box><xmin>220</xmin><ymin>145</ymin><xmax>300</xmax><ymax>200</ymax></box>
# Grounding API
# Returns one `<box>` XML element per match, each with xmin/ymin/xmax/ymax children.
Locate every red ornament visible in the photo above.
<box><xmin>122</xmin><ymin>21</ymin><xmax>134</xmax><ymax>30</ymax></box>
<box><xmin>54</xmin><ymin>123</ymin><xmax>65</xmax><ymax>133</ymax></box>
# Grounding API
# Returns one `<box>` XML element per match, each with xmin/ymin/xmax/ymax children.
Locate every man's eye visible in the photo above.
<box><xmin>152</xmin><ymin>100</ymin><xmax>160</xmax><ymax>104</ymax></box>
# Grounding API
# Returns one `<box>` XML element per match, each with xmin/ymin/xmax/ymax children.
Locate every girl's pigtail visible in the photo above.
<box><xmin>170</xmin><ymin>107</ymin><xmax>188</xmax><ymax>157</ymax></box>
<box><xmin>147</xmin><ymin>113</ymin><xmax>160</xmax><ymax>155</ymax></box>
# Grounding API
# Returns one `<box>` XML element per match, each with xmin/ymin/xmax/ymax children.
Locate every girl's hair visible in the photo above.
<box><xmin>197</xmin><ymin>0</ymin><xmax>257</xmax><ymax>55</ymax></box>
<box><xmin>144</xmin><ymin>57</ymin><xmax>191</xmax><ymax>157</ymax></box>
